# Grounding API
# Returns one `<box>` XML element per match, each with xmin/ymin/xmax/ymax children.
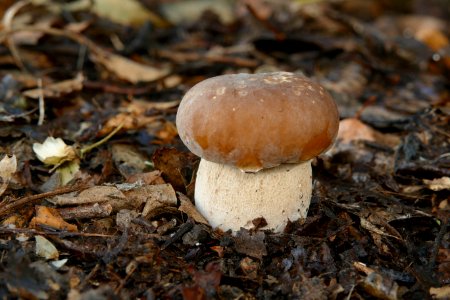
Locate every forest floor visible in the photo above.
<box><xmin>0</xmin><ymin>0</ymin><xmax>449</xmax><ymax>299</ymax></box>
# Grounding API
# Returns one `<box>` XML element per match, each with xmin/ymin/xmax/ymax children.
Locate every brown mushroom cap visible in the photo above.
<box><xmin>176</xmin><ymin>72</ymin><xmax>339</xmax><ymax>172</ymax></box>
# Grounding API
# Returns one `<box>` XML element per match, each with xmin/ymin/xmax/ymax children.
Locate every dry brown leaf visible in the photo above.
<box><xmin>337</xmin><ymin>118</ymin><xmax>400</xmax><ymax>147</ymax></box>
<box><xmin>126</xmin><ymin>170</ymin><xmax>165</xmax><ymax>185</ymax></box>
<box><xmin>424</xmin><ymin>177</ymin><xmax>450</xmax><ymax>191</ymax></box>
<box><xmin>23</xmin><ymin>74</ymin><xmax>84</xmax><ymax>99</ymax></box>
<box><xmin>111</xmin><ymin>143</ymin><xmax>148</xmax><ymax>179</ymax></box>
<box><xmin>152</xmin><ymin>148</ymin><xmax>198</xmax><ymax>192</ymax></box>
<box><xmin>51</xmin><ymin>185</ymin><xmax>126</xmax><ymax>206</ymax></box>
<box><xmin>92</xmin><ymin>0</ymin><xmax>168</xmax><ymax>27</ymax></box>
<box><xmin>90</xmin><ymin>51</ymin><xmax>170</xmax><ymax>84</ymax></box>
<box><xmin>125</xmin><ymin>184</ymin><xmax>177</xmax><ymax>217</ymax></box>
<box><xmin>0</xmin><ymin>154</ymin><xmax>16</xmax><ymax>196</ymax></box>
<box><xmin>160</xmin><ymin>0</ymin><xmax>235</xmax><ymax>25</ymax></box>
<box><xmin>98</xmin><ymin>100</ymin><xmax>179</xmax><ymax>136</ymax></box>
<box><xmin>30</xmin><ymin>206</ymin><xmax>78</xmax><ymax>232</ymax></box>
<box><xmin>64</xmin><ymin>20</ymin><xmax>91</xmax><ymax>33</ymax></box>
<box><xmin>337</xmin><ymin>118</ymin><xmax>376</xmax><ymax>143</ymax></box>
<box><xmin>10</xmin><ymin>16</ymin><xmax>56</xmax><ymax>46</ymax></box>
<box><xmin>234</xmin><ymin>230</ymin><xmax>267</xmax><ymax>260</ymax></box>
<box><xmin>430</xmin><ymin>286</ymin><xmax>450</xmax><ymax>300</ymax></box>
<box><xmin>99</xmin><ymin>114</ymin><xmax>160</xmax><ymax>136</ymax></box>
<box><xmin>154</xmin><ymin>121</ymin><xmax>178</xmax><ymax>144</ymax></box>
<box><xmin>178</xmin><ymin>192</ymin><xmax>209</xmax><ymax>225</ymax></box>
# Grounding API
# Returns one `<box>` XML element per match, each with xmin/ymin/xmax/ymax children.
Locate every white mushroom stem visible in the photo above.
<box><xmin>194</xmin><ymin>159</ymin><xmax>312</xmax><ymax>233</ymax></box>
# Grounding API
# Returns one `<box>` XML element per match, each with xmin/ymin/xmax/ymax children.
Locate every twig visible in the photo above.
<box><xmin>37</xmin><ymin>78</ymin><xmax>45</xmax><ymax>125</ymax></box>
<box><xmin>79</xmin><ymin>263</ymin><xmax>101</xmax><ymax>290</ymax></box>
<box><xmin>76</xmin><ymin>44</ymin><xmax>87</xmax><ymax>71</ymax></box>
<box><xmin>429</xmin><ymin>218</ymin><xmax>448</xmax><ymax>268</ymax></box>
<box><xmin>0</xmin><ymin>226</ymin><xmax>113</xmax><ymax>237</ymax></box>
<box><xmin>161</xmin><ymin>220</ymin><xmax>194</xmax><ymax>250</ymax></box>
<box><xmin>0</xmin><ymin>184</ymin><xmax>86</xmax><ymax>217</ymax></box>
<box><xmin>1</xmin><ymin>0</ymin><xmax>30</xmax><ymax>72</ymax></box>
<box><xmin>79</xmin><ymin>122</ymin><xmax>124</xmax><ymax>158</ymax></box>
<box><xmin>57</xmin><ymin>202</ymin><xmax>113</xmax><ymax>220</ymax></box>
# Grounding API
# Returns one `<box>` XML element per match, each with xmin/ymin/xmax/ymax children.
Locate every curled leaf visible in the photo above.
<box><xmin>33</xmin><ymin>137</ymin><xmax>77</xmax><ymax>166</ymax></box>
<box><xmin>0</xmin><ymin>155</ymin><xmax>17</xmax><ymax>196</ymax></box>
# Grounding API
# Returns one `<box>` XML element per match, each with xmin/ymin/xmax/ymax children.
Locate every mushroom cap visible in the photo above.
<box><xmin>176</xmin><ymin>72</ymin><xmax>339</xmax><ymax>172</ymax></box>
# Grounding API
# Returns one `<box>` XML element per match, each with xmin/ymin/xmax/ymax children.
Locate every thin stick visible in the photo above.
<box><xmin>37</xmin><ymin>78</ymin><xmax>45</xmax><ymax>125</ymax></box>
<box><xmin>1</xmin><ymin>0</ymin><xmax>30</xmax><ymax>72</ymax></box>
<box><xmin>0</xmin><ymin>184</ymin><xmax>86</xmax><ymax>217</ymax></box>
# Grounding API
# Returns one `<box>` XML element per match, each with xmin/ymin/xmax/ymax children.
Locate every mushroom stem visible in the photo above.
<box><xmin>194</xmin><ymin>159</ymin><xmax>312</xmax><ymax>233</ymax></box>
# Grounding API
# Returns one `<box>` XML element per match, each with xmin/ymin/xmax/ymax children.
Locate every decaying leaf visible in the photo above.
<box><xmin>152</xmin><ymin>148</ymin><xmax>198</xmax><ymax>192</ymax></box>
<box><xmin>51</xmin><ymin>185</ymin><xmax>126</xmax><ymax>206</ymax></box>
<box><xmin>430</xmin><ymin>285</ymin><xmax>450</xmax><ymax>300</ymax></box>
<box><xmin>23</xmin><ymin>73</ymin><xmax>84</xmax><ymax>99</ymax></box>
<box><xmin>126</xmin><ymin>170</ymin><xmax>165</xmax><ymax>185</ymax></box>
<box><xmin>91</xmin><ymin>0</ymin><xmax>168</xmax><ymax>27</ymax></box>
<box><xmin>0</xmin><ymin>154</ymin><xmax>17</xmax><ymax>196</ymax></box>
<box><xmin>138</xmin><ymin>183</ymin><xmax>177</xmax><ymax>217</ymax></box>
<box><xmin>354</xmin><ymin>262</ymin><xmax>399</xmax><ymax>300</ymax></box>
<box><xmin>233</xmin><ymin>229</ymin><xmax>267</xmax><ymax>260</ymax></box>
<box><xmin>35</xmin><ymin>235</ymin><xmax>59</xmax><ymax>260</ymax></box>
<box><xmin>111</xmin><ymin>143</ymin><xmax>149</xmax><ymax>179</ymax></box>
<box><xmin>30</xmin><ymin>206</ymin><xmax>78</xmax><ymax>232</ymax></box>
<box><xmin>51</xmin><ymin>183</ymin><xmax>178</xmax><ymax>216</ymax></box>
<box><xmin>178</xmin><ymin>192</ymin><xmax>209</xmax><ymax>225</ymax></box>
<box><xmin>336</xmin><ymin>118</ymin><xmax>400</xmax><ymax>146</ymax></box>
<box><xmin>98</xmin><ymin>100</ymin><xmax>179</xmax><ymax>136</ymax></box>
<box><xmin>424</xmin><ymin>177</ymin><xmax>450</xmax><ymax>191</ymax></box>
<box><xmin>90</xmin><ymin>51</ymin><xmax>170</xmax><ymax>84</ymax></box>
<box><xmin>33</xmin><ymin>137</ymin><xmax>77</xmax><ymax>166</ymax></box>
<box><xmin>160</xmin><ymin>0</ymin><xmax>235</xmax><ymax>24</ymax></box>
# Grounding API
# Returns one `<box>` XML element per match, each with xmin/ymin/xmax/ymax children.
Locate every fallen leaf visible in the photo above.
<box><xmin>30</xmin><ymin>206</ymin><xmax>78</xmax><ymax>232</ymax></box>
<box><xmin>337</xmin><ymin>118</ymin><xmax>376</xmax><ymax>144</ymax></box>
<box><xmin>430</xmin><ymin>286</ymin><xmax>450</xmax><ymax>300</ymax></box>
<box><xmin>240</xmin><ymin>257</ymin><xmax>259</xmax><ymax>279</ymax></box>
<box><xmin>126</xmin><ymin>170</ymin><xmax>165</xmax><ymax>185</ymax></box>
<box><xmin>354</xmin><ymin>262</ymin><xmax>399</xmax><ymax>300</ymax></box>
<box><xmin>154</xmin><ymin>121</ymin><xmax>178</xmax><ymax>145</ymax></box>
<box><xmin>51</xmin><ymin>185</ymin><xmax>126</xmax><ymax>206</ymax></box>
<box><xmin>111</xmin><ymin>143</ymin><xmax>148</xmax><ymax>179</ymax></box>
<box><xmin>424</xmin><ymin>177</ymin><xmax>450</xmax><ymax>191</ymax></box>
<box><xmin>23</xmin><ymin>73</ymin><xmax>84</xmax><ymax>99</ymax></box>
<box><xmin>90</xmin><ymin>51</ymin><xmax>170</xmax><ymax>84</ymax></box>
<box><xmin>92</xmin><ymin>0</ymin><xmax>168</xmax><ymax>27</ymax></box>
<box><xmin>233</xmin><ymin>229</ymin><xmax>267</xmax><ymax>260</ymax></box>
<box><xmin>178</xmin><ymin>192</ymin><xmax>209</xmax><ymax>225</ymax></box>
<box><xmin>35</xmin><ymin>235</ymin><xmax>59</xmax><ymax>260</ymax></box>
<box><xmin>152</xmin><ymin>148</ymin><xmax>198</xmax><ymax>192</ymax></box>
<box><xmin>160</xmin><ymin>0</ymin><xmax>235</xmax><ymax>24</ymax></box>
<box><xmin>98</xmin><ymin>100</ymin><xmax>179</xmax><ymax>136</ymax></box>
<box><xmin>335</xmin><ymin>118</ymin><xmax>401</xmax><ymax>148</ymax></box>
<box><xmin>0</xmin><ymin>154</ymin><xmax>17</xmax><ymax>196</ymax></box>
<box><xmin>135</xmin><ymin>184</ymin><xmax>177</xmax><ymax>217</ymax></box>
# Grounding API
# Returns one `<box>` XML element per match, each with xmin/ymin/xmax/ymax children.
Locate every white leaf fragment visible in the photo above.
<box><xmin>0</xmin><ymin>154</ymin><xmax>17</xmax><ymax>196</ymax></box>
<box><xmin>35</xmin><ymin>235</ymin><xmax>59</xmax><ymax>260</ymax></box>
<box><xmin>33</xmin><ymin>137</ymin><xmax>77</xmax><ymax>165</ymax></box>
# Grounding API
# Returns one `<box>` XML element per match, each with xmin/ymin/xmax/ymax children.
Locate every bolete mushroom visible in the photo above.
<box><xmin>176</xmin><ymin>72</ymin><xmax>339</xmax><ymax>232</ymax></box>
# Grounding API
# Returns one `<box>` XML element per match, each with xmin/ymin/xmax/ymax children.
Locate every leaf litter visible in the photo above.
<box><xmin>0</xmin><ymin>0</ymin><xmax>449</xmax><ymax>299</ymax></box>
